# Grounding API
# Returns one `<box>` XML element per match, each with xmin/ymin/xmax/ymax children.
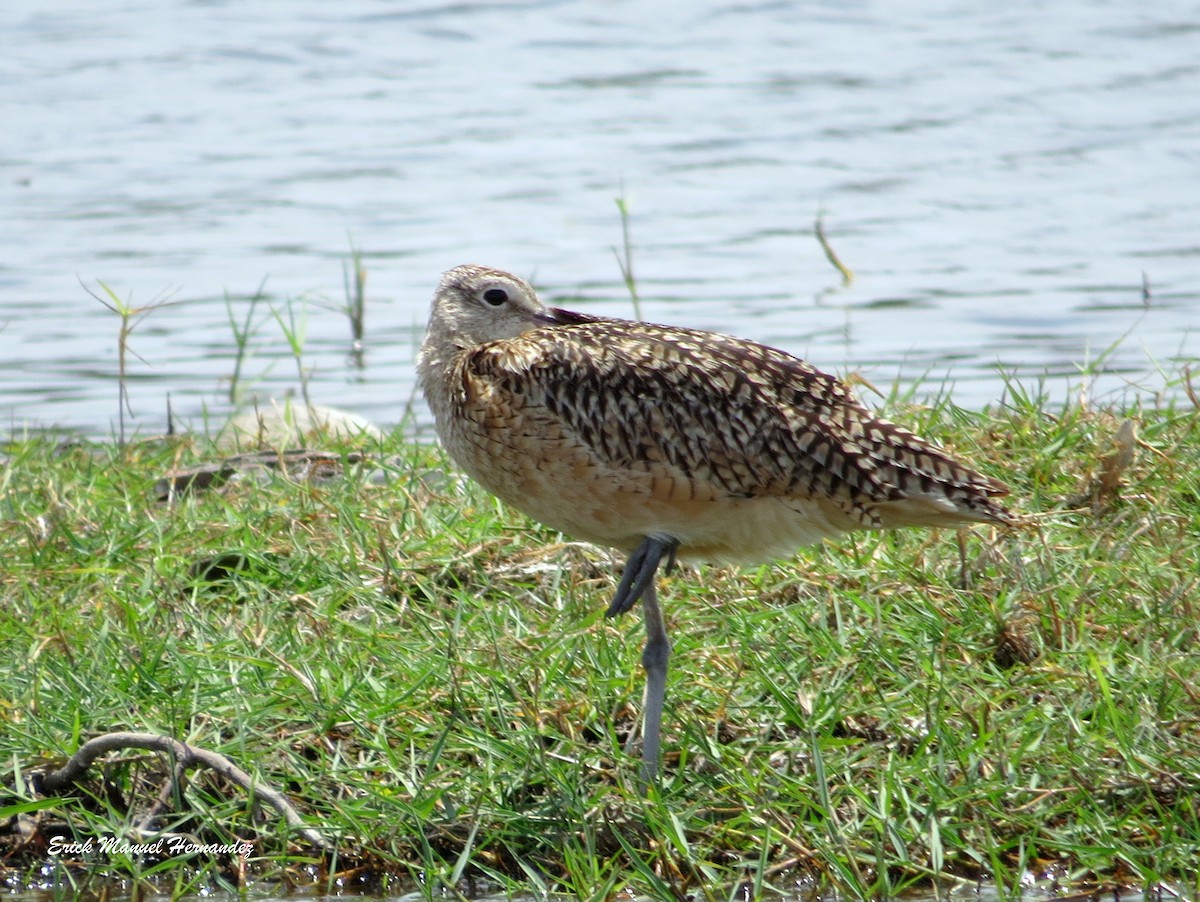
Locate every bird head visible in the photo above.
<box><xmin>426</xmin><ymin>264</ymin><xmax>555</xmax><ymax>351</ymax></box>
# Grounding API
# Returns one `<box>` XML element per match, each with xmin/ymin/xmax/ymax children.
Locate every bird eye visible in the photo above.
<box><xmin>482</xmin><ymin>288</ymin><xmax>509</xmax><ymax>307</ymax></box>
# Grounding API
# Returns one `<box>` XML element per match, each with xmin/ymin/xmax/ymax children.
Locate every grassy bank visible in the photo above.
<box><xmin>1</xmin><ymin>383</ymin><xmax>1197</xmax><ymax>900</ymax></box>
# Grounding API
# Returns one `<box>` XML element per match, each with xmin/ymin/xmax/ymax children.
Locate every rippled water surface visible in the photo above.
<box><xmin>4</xmin><ymin>0</ymin><xmax>1198</xmax><ymax>438</ymax></box>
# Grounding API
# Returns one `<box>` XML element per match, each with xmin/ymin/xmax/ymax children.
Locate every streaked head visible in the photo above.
<box><xmin>426</xmin><ymin>264</ymin><xmax>552</xmax><ymax>349</ymax></box>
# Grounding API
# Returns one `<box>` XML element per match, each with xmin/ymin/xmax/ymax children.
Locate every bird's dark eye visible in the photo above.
<box><xmin>482</xmin><ymin>288</ymin><xmax>508</xmax><ymax>307</ymax></box>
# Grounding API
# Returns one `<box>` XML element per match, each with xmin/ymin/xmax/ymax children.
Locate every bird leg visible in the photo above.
<box><xmin>606</xmin><ymin>534</ymin><xmax>679</xmax><ymax>782</ymax></box>
<box><xmin>606</xmin><ymin>533</ymin><xmax>678</xmax><ymax>617</ymax></box>
<box><xmin>635</xmin><ymin>579</ymin><xmax>669</xmax><ymax>783</ymax></box>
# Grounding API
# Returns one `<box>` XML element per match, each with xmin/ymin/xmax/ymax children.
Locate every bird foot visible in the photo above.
<box><xmin>606</xmin><ymin>534</ymin><xmax>679</xmax><ymax>618</ymax></box>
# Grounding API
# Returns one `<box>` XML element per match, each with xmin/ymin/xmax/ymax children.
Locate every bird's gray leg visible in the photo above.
<box><xmin>637</xmin><ymin>578</ymin><xmax>669</xmax><ymax>783</ymax></box>
<box><xmin>955</xmin><ymin>528</ymin><xmax>971</xmax><ymax>588</ymax></box>
<box><xmin>605</xmin><ymin>534</ymin><xmax>679</xmax><ymax>783</ymax></box>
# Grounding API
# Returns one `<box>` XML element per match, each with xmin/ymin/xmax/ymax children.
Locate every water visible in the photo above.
<box><xmin>3</xmin><ymin>0</ymin><xmax>1198</xmax><ymax>440</ymax></box>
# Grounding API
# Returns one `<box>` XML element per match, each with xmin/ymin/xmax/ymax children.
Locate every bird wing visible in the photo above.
<box><xmin>464</xmin><ymin>319</ymin><xmax>1009</xmax><ymax>529</ymax></box>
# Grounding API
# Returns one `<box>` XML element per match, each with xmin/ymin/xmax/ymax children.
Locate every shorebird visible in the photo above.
<box><xmin>417</xmin><ymin>264</ymin><xmax>1014</xmax><ymax>782</ymax></box>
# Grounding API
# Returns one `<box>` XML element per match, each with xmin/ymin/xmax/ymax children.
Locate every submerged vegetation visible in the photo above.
<box><xmin>1</xmin><ymin>369</ymin><xmax>1197</xmax><ymax>900</ymax></box>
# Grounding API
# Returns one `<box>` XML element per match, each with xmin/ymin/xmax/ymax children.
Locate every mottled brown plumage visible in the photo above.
<box><xmin>417</xmin><ymin>263</ymin><xmax>1014</xmax><ymax>782</ymax></box>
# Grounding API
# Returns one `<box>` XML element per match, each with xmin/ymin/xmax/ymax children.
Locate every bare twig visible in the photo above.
<box><xmin>39</xmin><ymin>731</ymin><xmax>332</xmax><ymax>850</ymax></box>
<box><xmin>139</xmin><ymin>756</ymin><xmax>189</xmax><ymax>831</ymax></box>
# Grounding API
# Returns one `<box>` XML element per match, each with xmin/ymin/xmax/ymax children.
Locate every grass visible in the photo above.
<box><xmin>612</xmin><ymin>194</ymin><xmax>643</xmax><ymax>321</ymax></box>
<box><xmin>0</xmin><ymin>374</ymin><xmax>1197</xmax><ymax>900</ymax></box>
<box><xmin>83</xmin><ymin>280</ymin><xmax>179</xmax><ymax>445</ymax></box>
<box><xmin>342</xmin><ymin>239</ymin><xmax>368</xmax><ymax>368</ymax></box>
<box><xmin>222</xmin><ymin>277</ymin><xmax>270</xmax><ymax>407</ymax></box>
